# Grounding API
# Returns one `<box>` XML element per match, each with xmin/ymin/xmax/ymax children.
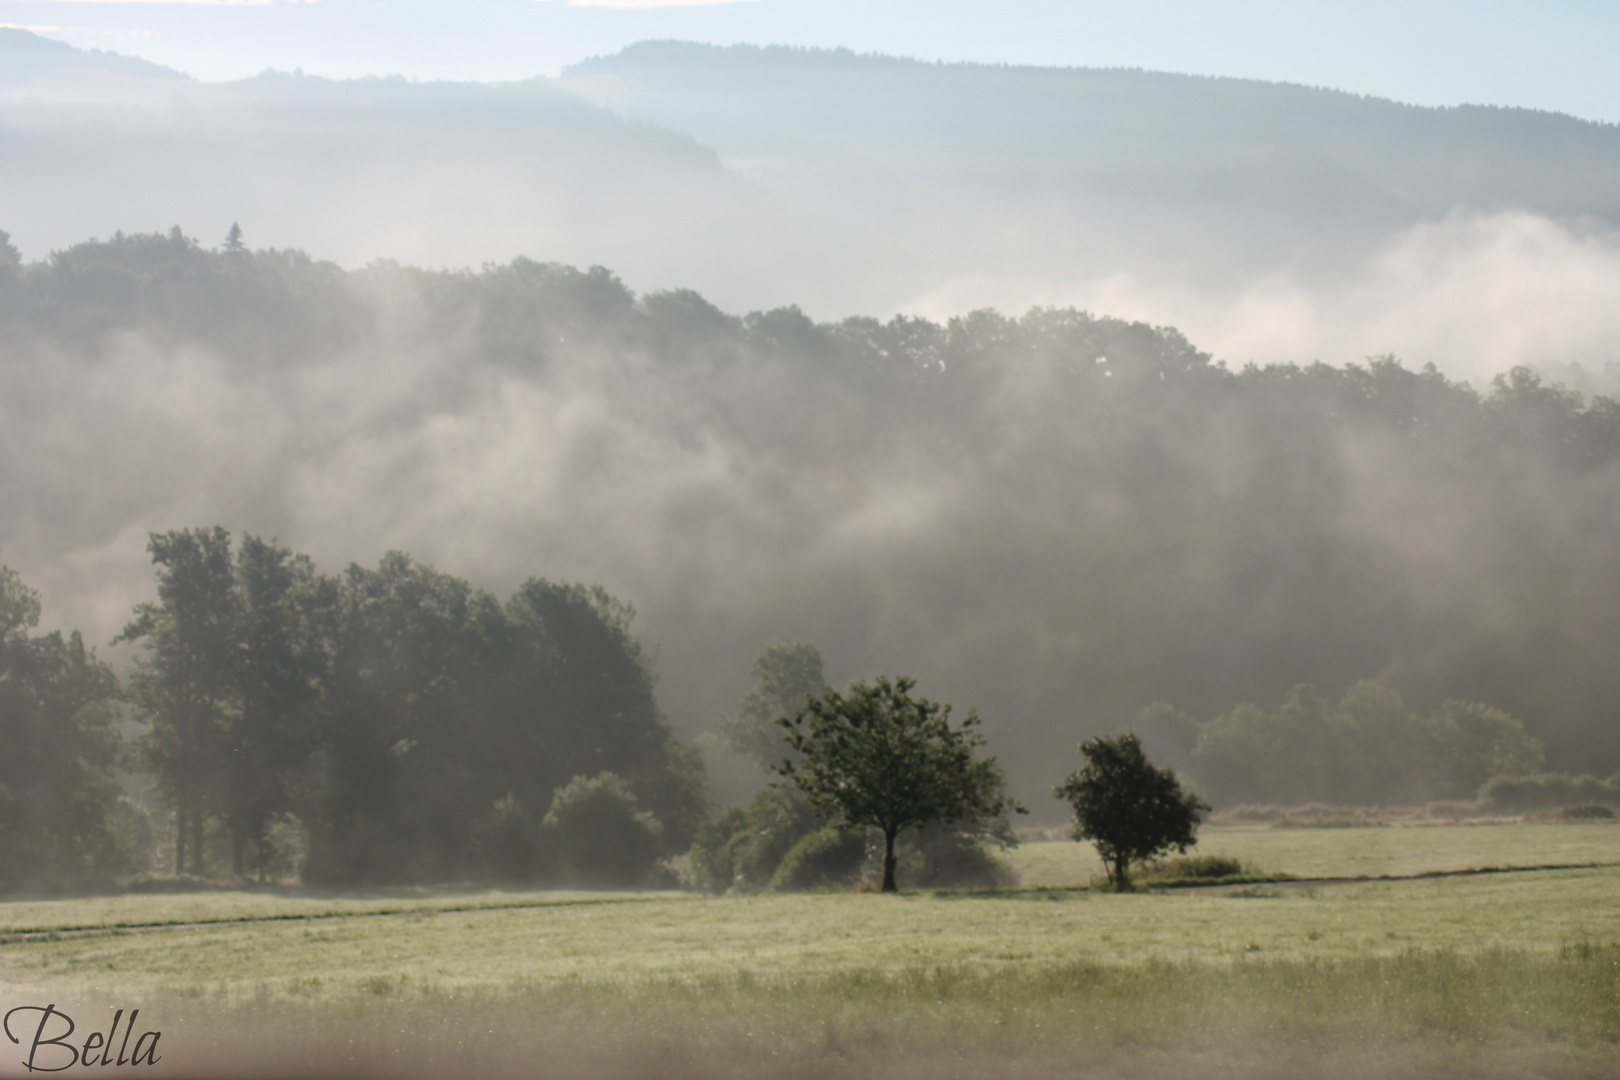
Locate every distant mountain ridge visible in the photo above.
<box><xmin>561</xmin><ymin>41</ymin><xmax>1620</xmax><ymax>289</ymax></box>
<box><xmin>4</xmin><ymin>30</ymin><xmax>1620</xmax><ymax>351</ymax></box>
<box><xmin>0</xmin><ymin>30</ymin><xmax>898</xmax><ymax>314</ymax></box>
<box><xmin>0</xmin><ymin>27</ymin><xmax>190</xmax><ymax>84</ymax></box>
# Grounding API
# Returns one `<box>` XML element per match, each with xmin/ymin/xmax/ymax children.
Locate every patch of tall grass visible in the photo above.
<box><xmin>113</xmin><ymin>945</ymin><xmax>1620</xmax><ymax>1078</ymax></box>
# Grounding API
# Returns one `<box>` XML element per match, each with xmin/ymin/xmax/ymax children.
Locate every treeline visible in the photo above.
<box><xmin>0</xmin><ymin>568</ymin><xmax>129</xmax><ymax>891</ymax></box>
<box><xmin>5</xmin><ymin>229</ymin><xmax>1620</xmax><ymax>791</ymax></box>
<box><xmin>0</xmin><ymin>531</ymin><xmax>705</xmax><ymax>891</ymax></box>
<box><xmin>1136</xmin><ymin>682</ymin><xmax>1549</xmax><ymax>808</ymax></box>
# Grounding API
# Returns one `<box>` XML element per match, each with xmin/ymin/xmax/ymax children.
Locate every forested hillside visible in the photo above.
<box><xmin>563</xmin><ymin>42</ymin><xmax>1620</xmax><ymax>291</ymax></box>
<box><xmin>9</xmin><ymin>26</ymin><xmax>1620</xmax><ymax>365</ymax></box>
<box><xmin>0</xmin><ymin>28</ymin><xmax>889</xmax><ymax>315</ymax></box>
<box><xmin>3</xmin><ymin>229</ymin><xmax>1618</xmax><ymax>810</ymax></box>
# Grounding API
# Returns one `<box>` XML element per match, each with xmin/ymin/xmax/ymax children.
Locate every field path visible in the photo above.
<box><xmin>1173</xmin><ymin>859</ymin><xmax>1620</xmax><ymax>891</ymax></box>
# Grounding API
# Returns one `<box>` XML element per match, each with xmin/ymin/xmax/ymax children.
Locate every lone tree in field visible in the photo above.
<box><xmin>1055</xmin><ymin>732</ymin><xmax>1209</xmax><ymax>891</ymax></box>
<box><xmin>777</xmin><ymin>676</ymin><xmax>1021</xmax><ymax>892</ymax></box>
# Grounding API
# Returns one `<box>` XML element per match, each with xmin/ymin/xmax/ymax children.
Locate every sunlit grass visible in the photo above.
<box><xmin>23</xmin><ymin>945</ymin><xmax>1620</xmax><ymax>1079</ymax></box>
<box><xmin>1009</xmin><ymin>820</ymin><xmax>1620</xmax><ymax>886</ymax></box>
<box><xmin>6</xmin><ymin>868</ymin><xmax>1618</xmax><ymax>997</ymax></box>
<box><xmin>2</xmin><ymin>823</ymin><xmax>1618</xmax><ymax>1076</ymax></box>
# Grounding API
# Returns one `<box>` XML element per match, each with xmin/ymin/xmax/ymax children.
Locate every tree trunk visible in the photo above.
<box><xmin>882</xmin><ymin>828</ymin><xmax>898</xmax><ymax>893</ymax></box>
<box><xmin>190</xmin><ymin>811</ymin><xmax>205</xmax><ymax>877</ymax></box>
<box><xmin>1114</xmin><ymin>853</ymin><xmax>1130</xmax><ymax>892</ymax></box>
<box><xmin>174</xmin><ymin>796</ymin><xmax>187</xmax><ymax>876</ymax></box>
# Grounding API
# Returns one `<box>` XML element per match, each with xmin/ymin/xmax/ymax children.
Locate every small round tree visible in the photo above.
<box><xmin>777</xmin><ymin>676</ymin><xmax>1022</xmax><ymax>892</ymax></box>
<box><xmin>1055</xmin><ymin>732</ymin><xmax>1209</xmax><ymax>891</ymax></box>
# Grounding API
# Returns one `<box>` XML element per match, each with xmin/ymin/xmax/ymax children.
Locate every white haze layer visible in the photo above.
<box><xmin>5</xmin><ymin>207</ymin><xmax>1619</xmax><ymax>761</ymax></box>
<box><xmin>907</xmin><ymin>211</ymin><xmax>1620</xmax><ymax>396</ymax></box>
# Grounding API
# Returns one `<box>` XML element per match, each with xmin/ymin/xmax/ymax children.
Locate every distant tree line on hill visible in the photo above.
<box><xmin>3</xmin><ymin>552</ymin><xmax>1612</xmax><ymax>896</ymax></box>
<box><xmin>5</xmin><ymin>228</ymin><xmax>1620</xmax><ymax>805</ymax></box>
<box><xmin>1134</xmin><ymin>681</ymin><xmax>1576</xmax><ymax>809</ymax></box>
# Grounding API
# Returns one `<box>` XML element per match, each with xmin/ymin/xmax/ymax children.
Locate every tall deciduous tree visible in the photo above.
<box><xmin>229</xmin><ymin>535</ymin><xmax>335</xmax><ymax>878</ymax></box>
<box><xmin>721</xmin><ymin>641</ymin><xmax>826</xmax><ymax>770</ymax></box>
<box><xmin>118</xmin><ymin>527</ymin><xmax>239</xmax><ymax>876</ymax></box>
<box><xmin>777</xmin><ymin>676</ymin><xmax>1021</xmax><ymax>892</ymax></box>
<box><xmin>0</xmin><ymin>567</ymin><xmax>124</xmax><ymax>891</ymax></box>
<box><xmin>311</xmin><ymin>557</ymin><xmax>705</xmax><ymax>883</ymax></box>
<box><xmin>1056</xmin><ymin>732</ymin><xmax>1208</xmax><ymax>891</ymax></box>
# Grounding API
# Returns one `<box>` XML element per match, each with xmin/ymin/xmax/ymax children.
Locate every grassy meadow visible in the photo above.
<box><xmin>1008</xmin><ymin>819</ymin><xmax>1620</xmax><ymax>885</ymax></box>
<box><xmin>0</xmin><ymin>823</ymin><xmax>1616</xmax><ymax>1078</ymax></box>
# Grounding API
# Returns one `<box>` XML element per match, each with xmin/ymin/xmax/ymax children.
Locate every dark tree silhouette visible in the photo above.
<box><xmin>118</xmin><ymin>528</ymin><xmax>239</xmax><ymax>876</ymax></box>
<box><xmin>0</xmin><ymin>567</ymin><xmax>124</xmax><ymax>891</ymax></box>
<box><xmin>1056</xmin><ymin>733</ymin><xmax>1208</xmax><ymax>891</ymax></box>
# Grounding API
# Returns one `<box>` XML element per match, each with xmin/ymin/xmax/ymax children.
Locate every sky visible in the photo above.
<box><xmin>3</xmin><ymin>0</ymin><xmax>1619</xmax><ymax>124</ymax></box>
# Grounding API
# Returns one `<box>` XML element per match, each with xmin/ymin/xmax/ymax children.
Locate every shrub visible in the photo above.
<box><xmin>1271</xmin><ymin>804</ymin><xmax>1385</xmax><ymax>829</ymax></box>
<box><xmin>1554</xmin><ymin>803</ymin><xmax>1616</xmax><ymax>821</ymax></box>
<box><xmin>1211</xmin><ymin>804</ymin><xmax>1283</xmax><ymax>824</ymax></box>
<box><xmin>891</xmin><ymin>825</ymin><xmax>1020</xmax><ymax>889</ymax></box>
<box><xmin>540</xmin><ymin>773</ymin><xmax>664</xmax><ymax>887</ymax></box>
<box><xmin>1137</xmin><ymin>854</ymin><xmax>1246</xmax><ymax>881</ymax></box>
<box><xmin>472</xmin><ymin>794</ymin><xmax>543</xmax><ymax>881</ymax></box>
<box><xmin>1480</xmin><ymin>772</ymin><xmax>1619</xmax><ymax>813</ymax></box>
<box><xmin>681</xmin><ymin>785</ymin><xmax>822</xmax><ymax>893</ymax></box>
<box><xmin>768</xmin><ymin>827</ymin><xmax>869</xmax><ymax>891</ymax></box>
<box><xmin>681</xmin><ymin>806</ymin><xmax>751</xmax><ymax>892</ymax></box>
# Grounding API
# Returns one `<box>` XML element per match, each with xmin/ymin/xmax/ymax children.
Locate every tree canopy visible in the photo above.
<box><xmin>1055</xmin><ymin>733</ymin><xmax>1209</xmax><ymax>891</ymax></box>
<box><xmin>112</xmin><ymin>528</ymin><xmax>704</xmax><ymax>887</ymax></box>
<box><xmin>0</xmin><ymin>567</ymin><xmax>125</xmax><ymax>891</ymax></box>
<box><xmin>720</xmin><ymin>641</ymin><xmax>827</xmax><ymax>771</ymax></box>
<box><xmin>778</xmin><ymin>675</ymin><xmax>1021</xmax><ymax>892</ymax></box>
<box><xmin>1174</xmin><ymin>681</ymin><xmax>1546</xmax><ymax>807</ymax></box>
<box><xmin>7</xmin><ymin>234</ymin><xmax>1620</xmax><ymax>801</ymax></box>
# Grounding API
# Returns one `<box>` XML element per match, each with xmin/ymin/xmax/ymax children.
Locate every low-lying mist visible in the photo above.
<box><xmin>3</xmin><ymin>231</ymin><xmax>1618</xmax><ymax>811</ymax></box>
<box><xmin>908</xmin><ymin>210</ymin><xmax>1620</xmax><ymax>397</ymax></box>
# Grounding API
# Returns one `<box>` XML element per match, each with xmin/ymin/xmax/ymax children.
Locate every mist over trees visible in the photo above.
<box><xmin>719</xmin><ymin>641</ymin><xmax>827</xmax><ymax>771</ymax></box>
<box><xmin>560</xmin><ymin>42</ymin><xmax>1620</xmax><ymax>323</ymax></box>
<box><xmin>9</xmin><ymin>26</ymin><xmax>1620</xmax><ymax>365</ymax></box>
<box><xmin>0</xmin><ymin>28</ymin><xmax>892</xmax><ymax>317</ymax></box>
<box><xmin>106</xmin><ymin>528</ymin><xmax>704</xmax><ymax>886</ymax></box>
<box><xmin>1135</xmin><ymin>683</ymin><xmax>1548</xmax><ymax>809</ymax></box>
<box><xmin>2</xmin><ymin>230</ymin><xmax>1620</xmax><ymax>813</ymax></box>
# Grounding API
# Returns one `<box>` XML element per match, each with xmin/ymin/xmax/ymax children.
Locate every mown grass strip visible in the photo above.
<box><xmin>0</xmin><ymin>890</ymin><xmax>682</xmax><ymax>941</ymax></box>
<box><xmin>1166</xmin><ymin>859</ymin><xmax>1620</xmax><ymax>891</ymax></box>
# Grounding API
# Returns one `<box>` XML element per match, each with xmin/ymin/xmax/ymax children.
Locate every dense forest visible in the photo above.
<box><xmin>0</xmin><ymin>531</ymin><xmax>704</xmax><ymax>891</ymax></box>
<box><xmin>3</xmin><ymin>228</ymin><xmax>1620</xmax><ymax>847</ymax></box>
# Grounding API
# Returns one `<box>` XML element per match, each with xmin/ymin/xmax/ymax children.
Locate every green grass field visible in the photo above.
<box><xmin>1008</xmin><ymin>820</ymin><xmax>1620</xmax><ymax>884</ymax></box>
<box><xmin>1</xmin><ymin>823</ymin><xmax>1616</xmax><ymax>1078</ymax></box>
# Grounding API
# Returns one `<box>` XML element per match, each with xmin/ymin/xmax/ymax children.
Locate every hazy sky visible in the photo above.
<box><xmin>4</xmin><ymin>0</ymin><xmax>1619</xmax><ymax>123</ymax></box>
